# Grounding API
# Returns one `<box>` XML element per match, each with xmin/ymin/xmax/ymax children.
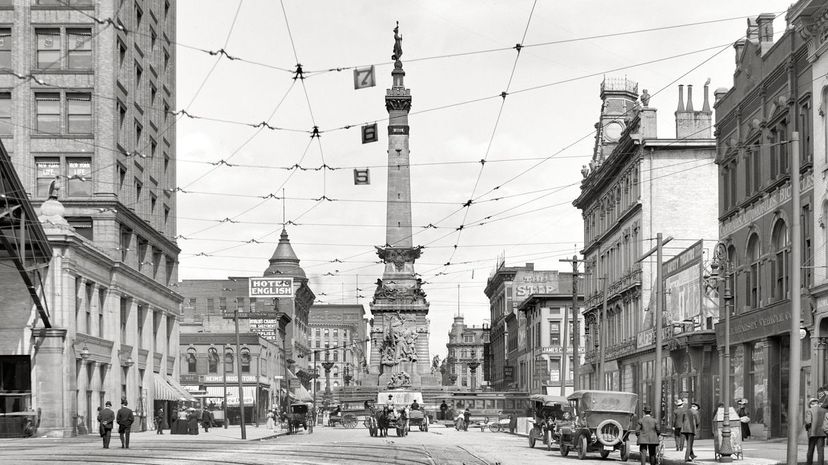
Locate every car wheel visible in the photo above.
<box><xmin>424</xmin><ymin>423</ymin><xmax>428</xmax><ymax>432</ymax></box>
<box><xmin>578</xmin><ymin>434</ymin><xmax>588</xmax><ymax>460</ymax></box>
<box><xmin>546</xmin><ymin>430</ymin><xmax>552</xmax><ymax>451</ymax></box>
<box><xmin>529</xmin><ymin>434</ymin><xmax>536</xmax><ymax>448</ymax></box>
<box><xmin>561</xmin><ymin>444</ymin><xmax>570</xmax><ymax>457</ymax></box>
<box><xmin>600</xmin><ymin>449</ymin><xmax>611</xmax><ymax>459</ymax></box>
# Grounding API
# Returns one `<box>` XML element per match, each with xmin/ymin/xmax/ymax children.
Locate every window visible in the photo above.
<box><xmin>163</xmin><ymin>49</ymin><xmax>170</xmax><ymax>70</ymax></box>
<box><xmin>67</xmin><ymin>217</ymin><xmax>93</xmax><ymax>241</ymax></box>
<box><xmin>135</xmin><ymin>120</ymin><xmax>142</xmax><ymax>145</ymax></box>
<box><xmin>0</xmin><ymin>356</ymin><xmax>32</xmax><ymax>413</ymax></box>
<box><xmin>315</xmin><ymin>328</ymin><xmax>321</xmax><ymax>337</ymax></box>
<box><xmin>119</xmin><ymin>226</ymin><xmax>132</xmax><ymax>262</ymax></box>
<box><xmin>324</xmin><ymin>328</ymin><xmax>329</xmax><ymax>337</ymax></box>
<box><xmin>463</xmin><ymin>335</ymin><xmax>473</xmax><ymax>343</ymax></box>
<box><xmin>207</xmin><ymin>347</ymin><xmax>219</xmax><ymax>373</ymax></box>
<box><xmin>118</xmin><ymin>163</ymin><xmax>127</xmax><ymax>190</ymax></box>
<box><xmin>549</xmin><ymin>321</ymin><xmax>560</xmax><ymax>345</ymax></box>
<box><xmin>186</xmin><ymin>348</ymin><xmax>197</xmax><ymax>373</ymax></box>
<box><xmin>118</xmin><ymin>39</ymin><xmax>126</xmax><ymax>66</ymax></box>
<box><xmin>0</xmin><ymin>92</ymin><xmax>9</xmax><ymax>136</ymax></box>
<box><xmin>150</xmin><ymin>28</ymin><xmax>157</xmax><ymax>49</ymax></box>
<box><xmin>35</xmin><ymin>93</ymin><xmax>60</xmax><ymax>134</ymax></box>
<box><xmin>224</xmin><ymin>350</ymin><xmax>233</xmax><ymax>373</ymax></box>
<box><xmin>117</xmin><ymin>100</ymin><xmax>127</xmax><ymax>128</ymax></box>
<box><xmin>333</xmin><ymin>328</ymin><xmax>338</xmax><ymax>338</ymax></box>
<box><xmin>801</xmin><ymin>100</ymin><xmax>813</xmax><ymax>164</ymax></box>
<box><xmin>67</xmin><ymin>93</ymin><xmax>92</xmax><ymax>133</ymax></box>
<box><xmin>747</xmin><ymin>234</ymin><xmax>761</xmax><ymax>309</ymax></box>
<box><xmin>67</xmin><ymin>29</ymin><xmax>91</xmax><ymax>69</ymax></box>
<box><xmin>135</xmin><ymin>61</ymin><xmax>143</xmax><ymax>86</ymax></box>
<box><xmin>333</xmin><ymin>351</ymin><xmax>338</xmax><ymax>362</ymax></box>
<box><xmin>136</xmin><ymin>236</ymin><xmax>148</xmax><ymax>271</ymax></box>
<box><xmin>804</xmin><ymin>205</ymin><xmax>813</xmax><ymax>287</ymax></box>
<box><xmin>164</xmin><ymin>205</ymin><xmax>170</xmax><ymax>225</ymax></box>
<box><xmin>135</xmin><ymin>177</ymin><xmax>142</xmax><ymax>201</ymax></box>
<box><xmin>36</xmin><ymin>29</ymin><xmax>60</xmax><ymax>69</ymax></box>
<box><xmin>206</xmin><ymin>298</ymin><xmax>214</xmax><ymax>314</ymax></box>
<box><xmin>135</xmin><ymin>3</ymin><xmax>143</xmax><ymax>26</ymax></box>
<box><xmin>67</xmin><ymin>158</ymin><xmax>91</xmax><ymax>196</ymax></box>
<box><xmin>240</xmin><ymin>348</ymin><xmax>250</xmax><ymax>373</ymax></box>
<box><xmin>35</xmin><ymin>158</ymin><xmax>59</xmax><ymax>197</ymax></box>
<box><xmin>0</xmin><ymin>28</ymin><xmax>10</xmax><ymax>69</ymax></box>
<box><xmin>771</xmin><ymin>220</ymin><xmax>789</xmax><ymax>302</ymax></box>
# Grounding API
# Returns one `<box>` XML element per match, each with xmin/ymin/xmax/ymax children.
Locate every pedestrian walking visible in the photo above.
<box><xmin>439</xmin><ymin>400</ymin><xmax>448</xmax><ymax>421</ymax></box>
<box><xmin>681</xmin><ymin>402</ymin><xmax>700</xmax><ymax>462</ymax></box>
<box><xmin>672</xmin><ymin>399</ymin><xmax>685</xmax><ymax>451</ymax></box>
<box><xmin>737</xmin><ymin>398</ymin><xmax>751</xmax><ymax>440</ymax></box>
<box><xmin>155</xmin><ymin>408</ymin><xmax>164</xmax><ymax>434</ymax></box>
<box><xmin>463</xmin><ymin>407</ymin><xmax>471</xmax><ymax>432</ymax></box>
<box><xmin>187</xmin><ymin>408</ymin><xmax>199</xmax><ymax>435</ymax></box>
<box><xmin>806</xmin><ymin>396</ymin><xmax>827</xmax><ymax>465</ymax></box>
<box><xmin>97</xmin><ymin>401</ymin><xmax>115</xmax><ymax>449</ymax></box>
<box><xmin>116</xmin><ymin>399</ymin><xmax>134</xmax><ymax>449</ymax></box>
<box><xmin>201</xmin><ymin>408</ymin><xmax>211</xmax><ymax>432</ymax></box>
<box><xmin>637</xmin><ymin>406</ymin><xmax>660</xmax><ymax>465</ymax></box>
<box><xmin>266</xmin><ymin>411</ymin><xmax>275</xmax><ymax>431</ymax></box>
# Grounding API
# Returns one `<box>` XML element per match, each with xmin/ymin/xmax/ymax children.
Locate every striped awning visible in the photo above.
<box><xmin>153</xmin><ymin>374</ymin><xmax>196</xmax><ymax>401</ymax></box>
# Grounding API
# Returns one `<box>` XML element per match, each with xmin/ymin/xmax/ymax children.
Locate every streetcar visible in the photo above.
<box><xmin>440</xmin><ymin>391</ymin><xmax>530</xmax><ymax>425</ymax></box>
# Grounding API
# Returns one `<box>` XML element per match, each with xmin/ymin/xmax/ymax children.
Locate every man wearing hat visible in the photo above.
<box><xmin>680</xmin><ymin>402</ymin><xmax>700</xmax><ymax>462</ymax></box>
<box><xmin>737</xmin><ymin>399</ymin><xmax>751</xmax><ymax>440</ymax></box>
<box><xmin>637</xmin><ymin>406</ymin><xmax>660</xmax><ymax>465</ymax></box>
<box><xmin>97</xmin><ymin>401</ymin><xmax>115</xmax><ymax>449</ymax></box>
<box><xmin>805</xmin><ymin>395</ymin><xmax>827</xmax><ymax>465</ymax></box>
<box><xmin>116</xmin><ymin>399</ymin><xmax>134</xmax><ymax>448</ymax></box>
<box><xmin>672</xmin><ymin>399</ymin><xmax>686</xmax><ymax>451</ymax></box>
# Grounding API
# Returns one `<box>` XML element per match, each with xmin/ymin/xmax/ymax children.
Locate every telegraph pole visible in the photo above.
<box><xmin>639</xmin><ymin>233</ymin><xmax>672</xmax><ymax>425</ymax></box>
<box><xmin>560</xmin><ymin>255</ymin><xmax>581</xmax><ymax>393</ymax></box>
<box><xmin>787</xmin><ymin>131</ymin><xmax>802</xmax><ymax>465</ymax></box>
<box><xmin>234</xmin><ymin>308</ymin><xmax>246</xmax><ymax>439</ymax></box>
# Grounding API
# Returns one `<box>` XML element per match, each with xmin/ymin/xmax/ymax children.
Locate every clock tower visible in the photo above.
<box><xmin>592</xmin><ymin>77</ymin><xmax>639</xmax><ymax>166</ymax></box>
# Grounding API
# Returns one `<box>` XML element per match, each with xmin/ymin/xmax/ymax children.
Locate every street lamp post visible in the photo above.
<box><xmin>468</xmin><ymin>361</ymin><xmax>481</xmax><ymax>392</ymax></box>
<box><xmin>222</xmin><ymin>344</ymin><xmax>229</xmax><ymax>429</ymax></box>
<box><xmin>713</xmin><ymin>243</ymin><xmax>733</xmax><ymax>463</ymax></box>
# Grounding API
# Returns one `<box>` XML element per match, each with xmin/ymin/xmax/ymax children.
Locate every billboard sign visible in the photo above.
<box><xmin>662</xmin><ymin>240</ymin><xmax>703</xmax><ymax>325</ymax></box>
<box><xmin>248</xmin><ymin>277</ymin><xmax>293</xmax><ymax>298</ymax></box>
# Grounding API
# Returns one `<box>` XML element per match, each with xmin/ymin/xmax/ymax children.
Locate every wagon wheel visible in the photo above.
<box><xmin>528</xmin><ymin>433</ymin><xmax>536</xmax><ymax>448</ymax></box>
<box><xmin>560</xmin><ymin>443</ymin><xmax>570</xmax><ymax>457</ymax></box>
<box><xmin>489</xmin><ymin>423</ymin><xmax>500</xmax><ymax>433</ymax></box>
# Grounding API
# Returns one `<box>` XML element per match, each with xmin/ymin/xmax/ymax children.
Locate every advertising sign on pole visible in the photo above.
<box><xmin>248</xmin><ymin>277</ymin><xmax>293</xmax><ymax>298</ymax></box>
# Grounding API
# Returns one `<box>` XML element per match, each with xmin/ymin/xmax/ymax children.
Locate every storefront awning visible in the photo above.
<box><xmin>286</xmin><ymin>368</ymin><xmax>313</xmax><ymax>402</ymax></box>
<box><xmin>153</xmin><ymin>374</ymin><xmax>196</xmax><ymax>401</ymax></box>
<box><xmin>579</xmin><ymin>363</ymin><xmax>595</xmax><ymax>375</ymax></box>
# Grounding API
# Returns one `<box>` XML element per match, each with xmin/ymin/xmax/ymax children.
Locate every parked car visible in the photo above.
<box><xmin>527</xmin><ymin>394</ymin><xmax>570</xmax><ymax>450</ymax></box>
<box><xmin>557</xmin><ymin>390</ymin><xmax>638</xmax><ymax>461</ymax></box>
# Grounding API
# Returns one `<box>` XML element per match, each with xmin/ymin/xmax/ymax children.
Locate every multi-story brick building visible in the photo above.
<box><xmin>715</xmin><ymin>10</ymin><xmax>815</xmax><ymax>439</ymax></box>
<box><xmin>573</xmin><ymin>76</ymin><xmax>719</xmax><ymax>433</ymax></box>
<box><xmin>308</xmin><ymin>304</ymin><xmax>369</xmax><ymax>393</ymax></box>
<box><xmin>0</xmin><ymin>0</ymin><xmax>184</xmax><ymax>437</ymax></box>
<box><xmin>177</xmin><ymin>227</ymin><xmax>315</xmax><ymax>414</ymax></box>
<box><xmin>444</xmin><ymin>316</ymin><xmax>489</xmax><ymax>390</ymax></box>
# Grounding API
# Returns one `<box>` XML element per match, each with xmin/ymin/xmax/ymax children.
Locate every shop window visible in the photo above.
<box><xmin>771</xmin><ymin>220</ymin><xmax>789</xmax><ymax>302</ymax></box>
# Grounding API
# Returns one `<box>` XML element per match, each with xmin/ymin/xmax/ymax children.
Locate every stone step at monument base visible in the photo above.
<box><xmin>328</xmin><ymin>383</ymin><xmax>462</xmax><ymax>411</ymax></box>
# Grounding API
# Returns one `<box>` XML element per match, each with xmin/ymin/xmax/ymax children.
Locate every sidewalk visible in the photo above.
<box><xmin>513</xmin><ymin>429</ymin><xmax>809</xmax><ymax>465</ymax></box>
<box><xmin>141</xmin><ymin>424</ymin><xmax>287</xmax><ymax>442</ymax></box>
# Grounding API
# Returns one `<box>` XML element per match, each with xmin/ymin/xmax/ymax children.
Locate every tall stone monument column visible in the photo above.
<box><xmin>369</xmin><ymin>23</ymin><xmax>438</xmax><ymax>388</ymax></box>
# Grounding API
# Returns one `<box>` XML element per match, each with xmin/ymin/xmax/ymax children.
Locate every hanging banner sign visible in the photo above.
<box><xmin>353</xmin><ymin>65</ymin><xmax>376</xmax><ymax>89</ymax></box>
<box><xmin>361</xmin><ymin>123</ymin><xmax>378</xmax><ymax>144</ymax></box>
<box><xmin>353</xmin><ymin>168</ymin><xmax>370</xmax><ymax>185</ymax></box>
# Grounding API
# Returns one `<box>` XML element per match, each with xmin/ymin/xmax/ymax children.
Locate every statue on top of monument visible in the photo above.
<box><xmin>392</xmin><ymin>21</ymin><xmax>403</xmax><ymax>63</ymax></box>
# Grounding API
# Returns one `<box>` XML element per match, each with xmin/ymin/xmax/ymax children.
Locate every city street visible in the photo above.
<box><xmin>4</xmin><ymin>425</ymin><xmax>633</xmax><ymax>465</ymax></box>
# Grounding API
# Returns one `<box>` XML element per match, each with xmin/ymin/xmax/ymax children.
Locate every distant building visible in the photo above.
<box><xmin>444</xmin><ymin>316</ymin><xmax>489</xmax><ymax>390</ymax></box>
<box><xmin>308</xmin><ymin>304</ymin><xmax>369</xmax><ymax>392</ymax></box>
<box><xmin>177</xmin><ymin>228</ymin><xmax>315</xmax><ymax>415</ymax></box>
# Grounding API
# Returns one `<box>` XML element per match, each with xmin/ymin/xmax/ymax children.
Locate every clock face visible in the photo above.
<box><xmin>604</xmin><ymin>121</ymin><xmax>623</xmax><ymax>141</ymax></box>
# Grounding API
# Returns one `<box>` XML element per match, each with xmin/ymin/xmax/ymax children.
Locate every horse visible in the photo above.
<box><xmin>377</xmin><ymin>409</ymin><xmax>389</xmax><ymax>437</ymax></box>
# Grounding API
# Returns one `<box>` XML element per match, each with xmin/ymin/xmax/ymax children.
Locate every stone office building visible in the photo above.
<box><xmin>0</xmin><ymin>1</ymin><xmax>184</xmax><ymax>437</ymax></box>
<box><xmin>715</xmin><ymin>11</ymin><xmax>815</xmax><ymax>439</ymax></box>
<box><xmin>573</xmin><ymin>76</ymin><xmax>719</xmax><ymax>433</ymax></box>
<box><xmin>308</xmin><ymin>304</ymin><xmax>369</xmax><ymax>392</ymax></box>
<box><xmin>444</xmin><ymin>315</ymin><xmax>489</xmax><ymax>390</ymax></box>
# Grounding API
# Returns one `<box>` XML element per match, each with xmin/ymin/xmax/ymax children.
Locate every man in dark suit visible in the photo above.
<box><xmin>681</xmin><ymin>402</ymin><xmax>700</xmax><ymax>462</ymax></box>
<box><xmin>672</xmin><ymin>399</ymin><xmax>686</xmax><ymax>451</ymax></box>
<box><xmin>97</xmin><ymin>401</ymin><xmax>115</xmax><ymax>449</ymax></box>
<box><xmin>116</xmin><ymin>399</ymin><xmax>134</xmax><ymax>449</ymax></box>
<box><xmin>637</xmin><ymin>406</ymin><xmax>660</xmax><ymax>465</ymax></box>
<box><xmin>806</xmin><ymin>393</ymin><xmax>827</xmax><ymax>465</ymax></box>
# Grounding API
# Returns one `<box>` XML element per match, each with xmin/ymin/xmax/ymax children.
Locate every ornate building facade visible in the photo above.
<box><xmin>308</xmin><ymin>304</ymin><xmax>369</xmax><ymax>391</ymax></box>
<box><xmin>573</xmin><ymin>77</ymin><xmax>719</xmax><ymax>434</ymax></box>
<box><xmin>716</xmin><ymin>9</ymin><xmax>816</xmax><ymax>439</ymax></box>
<box><xmin>444</xmin><ymin>316</ymin><xmax>489</xmax><ymax>390</ymax></box>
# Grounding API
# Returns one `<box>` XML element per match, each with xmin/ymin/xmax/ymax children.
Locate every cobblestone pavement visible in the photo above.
<box><xmin>2</xmin><ymin>425</ymin><xmax>643</xmax><ymax>465</ymax></box>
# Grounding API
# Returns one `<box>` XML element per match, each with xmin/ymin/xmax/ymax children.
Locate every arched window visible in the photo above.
<box><xmin>747</xmin><ymin>234</ymin><xmax>761</xmax><ymax>309</ymax></box>
<box><xmin>207</xmin><ymin>347</ymin><xmax>219</xmax><ymax>373</ymax></box>
<box><xmin>771</xmin><ymin>220</ymin><xmax>789</xmax><ymax>302</ymax></box>
<box><xmin>186</xmin><ymin>347</ymin><xmax>197</xmax><ymax>373</ymax></box>
<box><xmin>240</xmin><ymin>348</ymin><xmax>251</xmax><ymax>373</ymax></box>
<box><xmin>224</xmin><ymin>349</ymin><xmax>234</xmax><ymax>373</ymax></box>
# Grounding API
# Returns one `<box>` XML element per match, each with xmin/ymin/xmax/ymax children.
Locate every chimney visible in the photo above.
<box><xmin>746</xmin><ymin>17</ymin><xmax>759</xmax><ymax>43</ymax></box>
<box><xmin>756</xmin><ymin>13</ymin><xmax>775</xmax><ymax>54</ymax></box>
<box><xmin>734</xmin><ymin>39</ymin><xmax>746</xmax><ymax>65</ymax></box>
<box><xmin>676</xmin><ymin>84</ymin><xmax>685</xmax><ymax>112</ymax></box>
<box><xmin>686</xmin><ymin>85</ymin><xmax>694</xmax><ymax>112</ymax></box>
<box><xmin>702</xmin><ymin>79</ymin><xmax>711</xmax><ymax>112</ymax></box>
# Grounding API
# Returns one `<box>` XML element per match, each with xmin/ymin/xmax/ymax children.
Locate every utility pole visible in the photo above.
<box><xmin>599</xmin><ymin>274</ymin><xmax>608</xmax><ymax>390</ymax></box>
<box><xmin>787</xmin><ymin>131</ymin><xmax>802</xmax><ymax>465</ymax></box>
<box><xmin>560</xmin><ymin>255</ymin><xmax>581</xmax><ymax>393</ymax></box>
<box><xmin>639</xmin><ymin>233</ymin><xmax>672</xmax><ymax>426</ymax></box>
<box><xmin>234</xmin><ymin>308</ymin><xmax>246</xmax><ymax>439</ymax></box>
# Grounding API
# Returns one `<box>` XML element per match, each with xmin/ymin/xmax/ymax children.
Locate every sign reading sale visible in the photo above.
<box><xmin>248</xmin><ymin>277</ymin><xmax>293</xmax><ymax>298</ymax></box>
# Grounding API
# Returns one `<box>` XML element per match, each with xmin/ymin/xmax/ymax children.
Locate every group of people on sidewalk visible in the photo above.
<box><xmin>635</xmin><ymin>399</ymin><xmax>701</xmax><ymax>465</ymax></box>
<box><xmin>96</xmin><ymin>399</ymin><xmax>134</xmax><ymax>449</ymax></box>
<box><xmin>804</xmin><ymin>386</ymin><xmax>828</xmax><ymax>465</ymax></box>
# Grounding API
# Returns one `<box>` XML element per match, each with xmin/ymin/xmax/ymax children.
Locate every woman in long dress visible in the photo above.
<box><xmin>266</xmin><ymin>411</ymin><xmax>275</xmax><ymax>431</ymax></box>
<box><xmin>737</xmin><ymin>399</ymin><xmax>751</xmax><ymax>440</ymax></box>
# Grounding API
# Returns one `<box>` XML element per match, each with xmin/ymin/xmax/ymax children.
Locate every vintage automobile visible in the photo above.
<box><xmin>409</xmin><ymin>408</ymin><xmax>429</xmax><ymax>432</ymax></box>
<box><xmin>286</xmin><ymin>402</ymin><xmax>312</xmax><ymax>434</ymax></box>
<box><xmin>558</xmin><ymin>390</ymin><xmax>638</xmax><ymax>461</ymax></box>
<box><xmin>527</xmin><ymin>394</ymin><xmax>570</xmax><ymax>450</ymax></box>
